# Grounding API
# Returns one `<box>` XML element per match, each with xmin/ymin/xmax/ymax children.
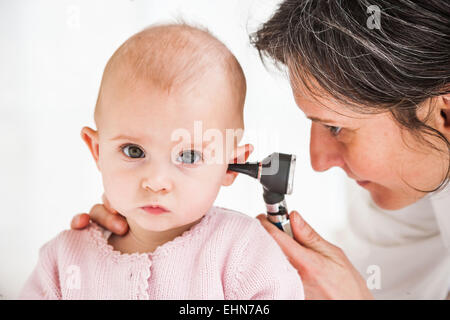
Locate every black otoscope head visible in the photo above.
<box><xmin>227</xmin><ymin>152</ymin><xmax>296</xmax><ymax>197</ymax></box>
<box><xmin>228</xmin><ymin>152</ymin><xmax>296</xmax><ymax>237</ymax></box>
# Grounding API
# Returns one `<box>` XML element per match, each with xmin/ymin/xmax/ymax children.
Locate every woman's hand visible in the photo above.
<box><xmin>257</xmin><ymin>211</ymin><xmax>373</xmax><ymax>300</ymax></box>
<box><xmin>70</xmin><ymin>194</ymin><xmax>129</xmax><ymax>235</ymax></box>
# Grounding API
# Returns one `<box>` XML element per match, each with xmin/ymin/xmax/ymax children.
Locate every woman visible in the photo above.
<box><xmin>71</xmin><ymin>0</ymin><xmax>450</xmax><ymax>299</ymax></box>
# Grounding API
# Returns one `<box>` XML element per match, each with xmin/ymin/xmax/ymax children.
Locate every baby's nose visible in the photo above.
<box><xmin>141</xmin><ymin>164</ymin><xmax>173</xmax><ymax>193</ymax></box>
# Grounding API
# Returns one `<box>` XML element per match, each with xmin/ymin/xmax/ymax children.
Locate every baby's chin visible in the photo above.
<box><xmin>131</xmin><ymin>214</ymin><xmax>176</xmax><ymax>231</ymax></box>
<box><xmin>131</xmin><ymin>212</ymin><xmax>202</xmax><ymax>233</ymax></box>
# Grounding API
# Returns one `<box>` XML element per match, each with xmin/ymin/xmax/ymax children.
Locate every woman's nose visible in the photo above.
<box><xmin>309</xmin><ymin>123</ymin><xmax>345</xmax><ymax>172</ymax></box>
<box><xmin>141</xmin><ymin>162</ymin><xmax>173</xmax><ymax>193</ymax></box>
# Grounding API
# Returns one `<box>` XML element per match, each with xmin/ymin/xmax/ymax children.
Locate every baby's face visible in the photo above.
<box><xmin>90</xmin><ymin>76</ymin><xmax>243</xmax><ymax>232</ymax></box>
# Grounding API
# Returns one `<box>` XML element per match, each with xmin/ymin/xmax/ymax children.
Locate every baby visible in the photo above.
<box><xmin>20</xmin><ymin>23</ymin><xmax>304</xmax><ymax>299</ymax></box>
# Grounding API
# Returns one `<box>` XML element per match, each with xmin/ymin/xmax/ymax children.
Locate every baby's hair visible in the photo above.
<box><xmin>94</xmin><ymin>22</ymin><xmax>246</xmax><ymax>127</ymax></box>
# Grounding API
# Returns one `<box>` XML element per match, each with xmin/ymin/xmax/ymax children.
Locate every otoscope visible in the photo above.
<box><xmin>227</xmin><ymin>152</ymin><xmax>296</xmax><ymax>237</ymax></box>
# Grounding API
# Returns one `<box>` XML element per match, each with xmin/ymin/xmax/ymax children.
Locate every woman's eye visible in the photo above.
<box><xmin>325</xmin><ymin>125</ymin><xmax>342</xmax><ymax>136</ymax></box>
<box><xmin>121</xmin><ymin>144</ymin><xmax>145</xmax><ymax>159</ymax></box>
<box><xmin>176</xmin><ymin>150</ymin><xmax>202</xmax><ymax>164</ymax></box>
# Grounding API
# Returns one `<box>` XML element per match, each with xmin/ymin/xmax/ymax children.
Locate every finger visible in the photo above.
<box><xmin>289</xmin><ymin>211</ymin><xmax>337</xmax><ymax>258</ymax></box>
<box><xmin>89</xmin><ymin>204</ymin><xmax>128</xmax><ymax>235</ymax></box>
<box><xmin>256</xmin><ymin>214</ymin><xmax>317</xmax><ymax>270</ymax></box>
<box><xmin>70</xmin><ymin>213</ymin><xmax>90</xmax><ymax>230</ymax></box>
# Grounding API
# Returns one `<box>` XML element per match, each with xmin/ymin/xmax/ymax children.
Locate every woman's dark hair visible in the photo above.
<box><xmin>251</xmin><ymin>0</ymin><xmax>450</xmax><ymax>192</ymax></box>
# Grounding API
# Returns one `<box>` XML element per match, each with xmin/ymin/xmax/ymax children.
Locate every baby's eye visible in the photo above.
<box><xmin>324</xmin><ymin>125</ymin><xmax>342</xmax><ymax>137</ymax></box>
<box><xmin>121</xmin><ymin>144</ymin><xmax>145</xmax><ymax>159</ymax></box>
<box><xmin>176</xmin><ymin>150</ymin><xmax>202</xmax><ymax>164</ymax></box>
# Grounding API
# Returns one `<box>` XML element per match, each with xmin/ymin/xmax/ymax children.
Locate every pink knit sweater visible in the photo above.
<box><xmin>19</xmin><ymin>206</ymin><xmax>304</xmax><ymax>300</ymax></box>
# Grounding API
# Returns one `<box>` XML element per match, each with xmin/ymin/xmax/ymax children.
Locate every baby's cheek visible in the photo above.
<box><xmin>101</xmin><ymin>168</ymin><xmax>135</xmax><ymax>214</ymax></box>
<box><xmin>179</xmin><ymin>169</ymin><xmax>223</xmax><ymax>213</ymax></box>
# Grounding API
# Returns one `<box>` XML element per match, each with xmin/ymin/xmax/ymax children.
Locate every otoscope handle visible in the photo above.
<box><xmin>267</xmin><ymin>213</ymin><xmax>293</xmax><ymax>238</ymax></box>
<box><xmin>265</xmin><ymin>194</ymin><xmax>294</xmax><ymax>238</ymax></box>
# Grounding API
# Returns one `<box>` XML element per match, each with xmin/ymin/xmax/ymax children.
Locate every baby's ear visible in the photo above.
<box><xmin>81</xmin><ymin>126</ymin><xmax>101</xmax><ymax>171</ymax></box>
<box><xmin>221</xmin><ymin>144</ymin><xmax>254</xmax><ymax>187</ymax></box>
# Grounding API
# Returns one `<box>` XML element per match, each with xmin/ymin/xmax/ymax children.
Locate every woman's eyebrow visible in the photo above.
<box><xmin>307</xmin><ymin>116</ymin><xmax>338</xmax><ymax>124</ymax></box>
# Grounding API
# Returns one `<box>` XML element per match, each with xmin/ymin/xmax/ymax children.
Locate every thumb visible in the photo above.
<box><xmin>290</xmin><ymin>211</ymin><xmax>335</xmax><ymax>257</ymax></box>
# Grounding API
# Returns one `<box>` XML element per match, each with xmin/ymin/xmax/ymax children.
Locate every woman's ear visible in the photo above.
<box><xmin>221</xmin><ymin>144</ymin><xmax>254</xmax><ymax>187</ymax></box>
<box><xmin>81</xmin><ymin>126</ymin><xmax>101</xmax><ymax>171</ymax></box>
<box><xmin>439</xmin><ymin>95</ymin><xmax>450</xmax><ymax>132</ymax></box>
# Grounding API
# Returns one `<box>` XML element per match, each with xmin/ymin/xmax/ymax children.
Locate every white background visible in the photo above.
<box><xmin>0</xmin><ymin>0</ymin><xmax>352</xmax><ymax>299</ymax></box>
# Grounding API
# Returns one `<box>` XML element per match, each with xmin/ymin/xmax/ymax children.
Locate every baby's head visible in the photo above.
<box><xmin>81</xmin><ymin>23</ymin><xmax>252</xmax><ymax>232</ymax></box>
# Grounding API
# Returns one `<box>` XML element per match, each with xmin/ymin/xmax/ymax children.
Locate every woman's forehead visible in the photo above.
<box><xmin>288</xmin><ymin>68</ymin><xmax>378</xmax><ymax>123</ymax></box>
<box><xmin>291</xmin><ymin>88</ymin><xmax>371</xmax><ymax>124</ymax></box>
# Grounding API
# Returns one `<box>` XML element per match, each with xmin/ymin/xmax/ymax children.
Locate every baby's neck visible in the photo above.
<box><xmin>107</xmin><ymin>217</ymin><xmax>203</xmax><ymax>254</ymax></box>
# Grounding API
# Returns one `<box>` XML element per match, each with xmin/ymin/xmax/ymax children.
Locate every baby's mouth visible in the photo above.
<box><xmin>140</xmin><ymin>205</ymin><xmax>170</xmax><ymax>215</ymax></box>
